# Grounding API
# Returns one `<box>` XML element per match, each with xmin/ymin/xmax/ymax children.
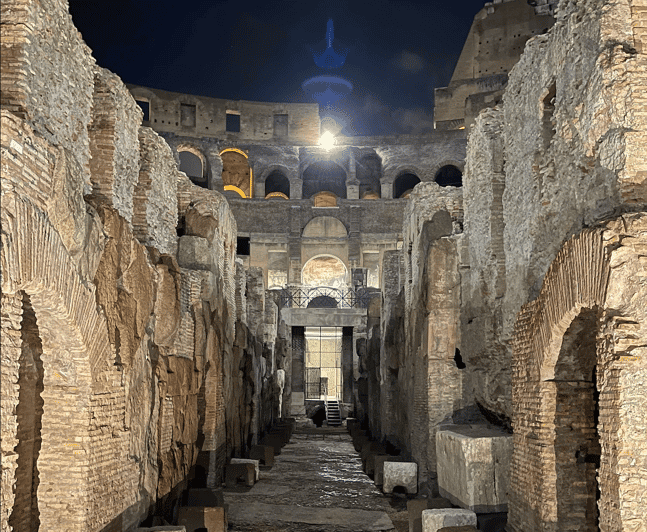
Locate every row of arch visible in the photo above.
<box><xmin>177</xmin><ymin>147</ymin><xmax>463</xmax><ymax>200</ymax></box>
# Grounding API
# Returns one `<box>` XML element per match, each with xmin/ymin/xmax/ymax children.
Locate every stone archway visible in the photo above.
<box><xmin>507</xmin><ymin>223</ymin><xmax>647</xmax><ymax>532</ymax></box>
<box><xmin>177</xmin><ymin>145</ymin><xmax>208</xmax><ymax>188</ymax></box>
<box><xmin>1</xmin><ymin>198</ymin><xmax>113</xmax><ymax>530</ymax></box>
<box><xmin>220</xmin><ymin>148</ymin><xmax>252</xmax><ymax>198</ymax></box>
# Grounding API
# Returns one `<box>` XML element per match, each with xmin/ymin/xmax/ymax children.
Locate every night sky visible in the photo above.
<box><xmin>68</xmin><ymin>0</ymin><xmax>488</xmax><ymax>136</ymax></box>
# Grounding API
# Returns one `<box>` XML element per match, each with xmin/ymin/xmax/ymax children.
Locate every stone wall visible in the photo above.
<box><xmin>127</xmin><ymin>84</ymin><xmax>321</xmax><ymax>145</ymax></box>
<box><xmin>508</xmin><ymin>214</ymin><xmax>647</xmax><ymax>531</ymax></box>
<box><xmin>462</xmin><ymin>0</ymin><xmax>647</xmax><ymax>421</ymax></box>
<box><xmin>373</xmin><ymin>183</ymin><xmax>467</xmax><ymax>492</ymax></box>
<box><xmin>1</xmin><ymin>1</ymin><xmax>284</xmax><ymax>529</ymax></box>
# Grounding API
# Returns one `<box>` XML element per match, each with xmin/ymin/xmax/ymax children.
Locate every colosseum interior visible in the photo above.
<box><xmin>1</xmin><ymin>0</ymin><xmax>645</xmax><ymax>531</ymax></box>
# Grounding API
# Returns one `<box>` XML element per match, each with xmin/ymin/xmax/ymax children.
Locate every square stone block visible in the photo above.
<box><xmin>177</xmin><ymin>236</ymin><xmax>214</xmax><ymax>271</ymax></box>
<box><xmin>374</xmin><ymin>455</ymin><xmax>401</xmax><ymax>486</ymax></box>
<box><xmin>249</xmin><ymin>444</ymin><xmax>274</xmax><ymax>467</ymax></box>
<box><xmin>230</xmin><ymin>458</ymin><xmax>260</xmax><ymax>481</ymax></box>
<box><xmin>421</xmin><ymin>509</ymin><xmax>477</xmax><ymax>532</ymax></box>
<box><xmin>224</xmin><ymin>462</ymin><xmax>255</xmax><ymax>488</ymax></box>
<box><xmin>383</xmin><ymin>461</ymin><xmax>417</xmax><ymax>495</ymax></box>
<box><xmin>177</xmin><ymin>506</ymin><xmax>227</xmax><ymax>532</ymax></box>
<box><xmin>436</xmin><ymin>425</ymin><xmax>512</xmax><ymax>512</ymax></box>
<box><xmin>185</xmin><ymin>488</ymin><xmax>225</xmax><ymax>507</ymax></box>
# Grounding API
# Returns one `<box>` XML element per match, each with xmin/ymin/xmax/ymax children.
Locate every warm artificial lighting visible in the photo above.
<box><xmin>320</xmin><ymin>130</ymin><xmax>335</xmax><ymax>150</ymax></box>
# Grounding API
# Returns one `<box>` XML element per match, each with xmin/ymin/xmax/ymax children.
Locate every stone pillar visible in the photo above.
<box><xmin>290</xmin><ymin>179</ymin><xmax>302</xmax><ymax>200</ymax></box>
<box><xmin>346</xmin><ymin>152</ymin><xmax>360</xmax><ymax>199</ymax></box>
<box><xmin>381</xmin><ymin>180</ymin><xmax>393</xmax><ymax>199</ymax></box>
<box><xmin>289</xmin><ymin>205</ymin><xmax>302</xmax><ymax>283</ymax></box>
<box><xmin>290</xmin><ymin>326</ymin><xmax>305</xmax><ymax>415</ymax></box>
<box><xmin>342</xmin><ymin>327</ymin><xmax>353</xmax><ymax>404</ymax></box>
<box><xmin>348</xmin><ymin>205</ymin><xmax>361</xmax><ymax>268</ymax></box>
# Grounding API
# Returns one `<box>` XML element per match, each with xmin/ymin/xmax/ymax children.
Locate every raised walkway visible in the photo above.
<box><xmin>224</xmin><ymin>424</ymin><xmax>409</xmax><ymax>532</ymax></box>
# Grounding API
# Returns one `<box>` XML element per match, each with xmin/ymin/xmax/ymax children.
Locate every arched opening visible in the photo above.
<box><xmin>221</xmin><ymin>148</ymin><xmax>252</xmax><ymax>198</ymax></box>
<box><xmin>434</xmin><ymin>165</ymin><xmax>463</xmax><ymax>187</ymax></box>
<box><xmin>313</xmin><ymin>191</ymin><xmax>338</xmax><ymax>207</ymax></box>
<box><xmin>307</xmin><ymin>295</ymin><xmax>338</xmax><ymax>308</ymax></box>
<box><xmin>264</xmin><ymin>170</ymin><xmax>290</xmax><ymax>198</ymax></box>
<box><xmin>266</xmin><ymin>192</ymin><xmax>289</xmax><ymax>200</ymax></box>
<box><xmin>393</xmin><ymin>173</ymin><xmax>420</xmax><ymax>198</ymax></box>
<box><xmin>9</xmin><ymin>293</ymin><xmax>44</xmax><ymax>532</ymax></box>
<box><xmin>302</xmin><ymin>161</ymin><xmax>347</xmax><ymax>199</ymax></box>
<box><xmin>178</xmin><ymin>150</ymin><xmax>207</xmax><ymax>188</ymax></box>
<box><xmin>302</xmin><ymin>255</ymin><xmax>348</xmax><ymax>288</ymax></box>
<box><xmin>357</xmin><ymin>154</ymin><xmax>381</xmax><ymax>198</ymax></box>
<box><xmin>551</xmin><ymin>308</ymin><xmax>600</xmax><ymax>530</ymax></box>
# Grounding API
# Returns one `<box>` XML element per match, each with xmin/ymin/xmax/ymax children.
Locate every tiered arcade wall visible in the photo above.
<box><xmin>1</xmin><ymin>1</ymin><xmax>286</xmax><ymax>530</ymax></box>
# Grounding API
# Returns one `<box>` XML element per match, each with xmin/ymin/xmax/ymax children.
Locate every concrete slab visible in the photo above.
<box><xmin>228</xmin><ymin>501</ymin><xmax>394</xmax><ymax>531</ymax></box>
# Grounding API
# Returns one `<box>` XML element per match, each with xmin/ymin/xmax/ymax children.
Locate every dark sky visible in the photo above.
<box><xmin>68</xmin><ymin>0</ymin><xmax>488</xmax><ymax>136</ymax></box>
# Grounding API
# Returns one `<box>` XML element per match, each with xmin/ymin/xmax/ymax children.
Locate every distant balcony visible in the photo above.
<box><xmin>273</xmin><ymin>286</ymin><xmax>376</xmax><ymax>309</ymax></box>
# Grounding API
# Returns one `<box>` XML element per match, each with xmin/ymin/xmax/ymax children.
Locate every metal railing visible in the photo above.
<box><xmin>274</xmin><ymin>286</ymin><xmax>373</xmax><ymax>309</ymax></box>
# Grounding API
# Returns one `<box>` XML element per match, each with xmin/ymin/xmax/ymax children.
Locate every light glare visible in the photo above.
<box><xmin>320</xmin><ymin>131</ymin><xmax>335</xmax><ymax>150</ymax></box>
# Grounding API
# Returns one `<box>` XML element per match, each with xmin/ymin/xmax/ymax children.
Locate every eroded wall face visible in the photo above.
<box><xmin>372</xmin><ymin>183</ymin><xmax>467</xmax><ymax>491</ymax></box>
<box><xmin>1</xmin><ymin>1</ymin><xmax>286</xmax><ymax>529</ymax></box>
<box><xmin>463</xmin><ymin>0</ymin><xmax>647</xmax><ymax>421</ymax></box>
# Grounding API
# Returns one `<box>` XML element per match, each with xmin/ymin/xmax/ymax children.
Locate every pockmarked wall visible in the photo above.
<box><xmin>1</xmin><ymin>1</ymin><xmax>285</xmax><ymax>530</ymax></box>
<box><xmin>462</xmin><ymin>0</ymin><xmax>647</xmax><ymax>421</ymax></box>
<box><xmin>373</xmin><ymin>182</ymin><xmax>468</xmax><ymax>493</ymax></box>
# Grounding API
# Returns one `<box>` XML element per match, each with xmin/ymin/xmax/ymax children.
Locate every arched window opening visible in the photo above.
<box><xmin>221</xmin><ymin>148</ymin><xmax>252</xmax><ymax>198</ymax></box>
<box><xmin>394</xmin><ymin>173</ymin><xmax>420</xmax><ymax>198</ymax></box>
<box><xmin>302</xmin><ymin>255</ymin><xmax>348</xmax><ymax>288</ymax></box>
<box><xmin>361</xmin><ymin>191</ymin><xmax>380</xmax><ymax>200</ymax></box>
<box><xmin>357</xmin><ymin>154</ymin><xmax>381</xmax><ymax>199</ymax></box>
<box><xmin>313</xmin><ymin>191</ymin><xmax>338</xmax><ymax>207</ymax></box>
<box><xmin>178</xmin><ymin>150</ymin><xmax>207</xmax><ymax>188</ymax></box>
<box><xmin>435</xmin><ymin>165</ymin><xmax>463</xmax><ymax>187</ymax></box>
<box><xmin>302</xmin><ymin>161</ymin><xmax>347</xmax><ymax>199</ymax></box>
<box><xmin>9</xmin><ymin>293</ymin><xmax>44</xmax><ymax>531</ymax></box>
<box><xmin>307</xmin><ymin>295</ymin><xmax>338</xmax><ymax>308</ymax></box>
<box><xmin>552</xmin><ymin>309</ymin><xmax>600</xmax><ymax>530</ymax></box>
<box><xmin>265</xmin><ymin>170</ymin><xmax>290</xmax><ymax>198</ymax></box>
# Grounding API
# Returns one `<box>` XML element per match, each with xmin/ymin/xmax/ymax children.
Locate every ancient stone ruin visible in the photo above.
<box><xmin>1</xmin><ymin>0</ymin><xmax>645</xmax><ymax>531</ymax></box>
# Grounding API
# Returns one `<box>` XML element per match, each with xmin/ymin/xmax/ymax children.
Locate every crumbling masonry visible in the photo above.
<box><xmin>1</xmin><ymin>0</ymin><xmax>646</xmax><ymax>531</ymax></box>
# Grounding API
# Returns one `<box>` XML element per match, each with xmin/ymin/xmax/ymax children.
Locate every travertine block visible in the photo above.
<box><xmin>383</xmin><ymin>461</ymin><xmax>417</xmax><ymax>494</ymax></box>
<box><xmin>177</xmin><ymin>236</ymin><xmax>214</xmax><ymax>271</ymax></box>
<box><xmin>374</xmin><ymin>455</ymin><xmax>401</xmax><ymax>486</ymax></box>
<box><xmin>230</xmin><ymin>458</ymin><xmax>260</xmax><ymax>481</ymax></box>
<box><xmin>421</xmin><ymin>509</ymin><xmax>477</xmax><ymax>532</ymax></box>
<box><xmin>177</xmin><ymin>506</ymin><xmax>227</xmax><ymax>532</ymax></box>
<box><xmin>250</xmin><ymin>444</ymin><xmax>274</xmax><ymax>467</ymax></box>
<box><xmin>225</xmin><ymin>462</ymin><xmax>255</xmax><ymax>488</ymax></box>
<box><xmin>436</xmin><ymin>425</ymin><xmax>511</xmax><ymax>512</ymax></box>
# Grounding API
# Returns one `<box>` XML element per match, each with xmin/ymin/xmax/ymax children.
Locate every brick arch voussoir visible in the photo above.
<box><xmin>512</xmin><ymin>228</ymin><xmax>610</xmax><ymax>382</ymax></box>
<box><xmin>0</xmin><ymin>197</ymin><xmax>118</xmax><ymax>529</ymax></box>
<box><xmin>430</xmin><ymin>159</ymin><xmax>465</xmax><ymax>180</ymax></box>
<box><xmin>1</xmin><ymin>197</ymin><xmax>114</xmax><ymax>387</ymax></box>
<box><xmin>259</xmin><ymin>164</ymin><xmax>294</xmax><ymax>184</ymax></box>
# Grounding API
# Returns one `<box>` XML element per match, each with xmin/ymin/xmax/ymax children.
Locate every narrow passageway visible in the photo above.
<box><xmin>225</xmin><ymin>423</ymin><xmax>409</xmax><ymax>531</ymax></box>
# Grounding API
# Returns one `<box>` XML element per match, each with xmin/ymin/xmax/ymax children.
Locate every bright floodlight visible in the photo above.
<box><xmin>320</xmin><ymin>131</ymin><xmax>335</xmax><ymax>150</ymax></box>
